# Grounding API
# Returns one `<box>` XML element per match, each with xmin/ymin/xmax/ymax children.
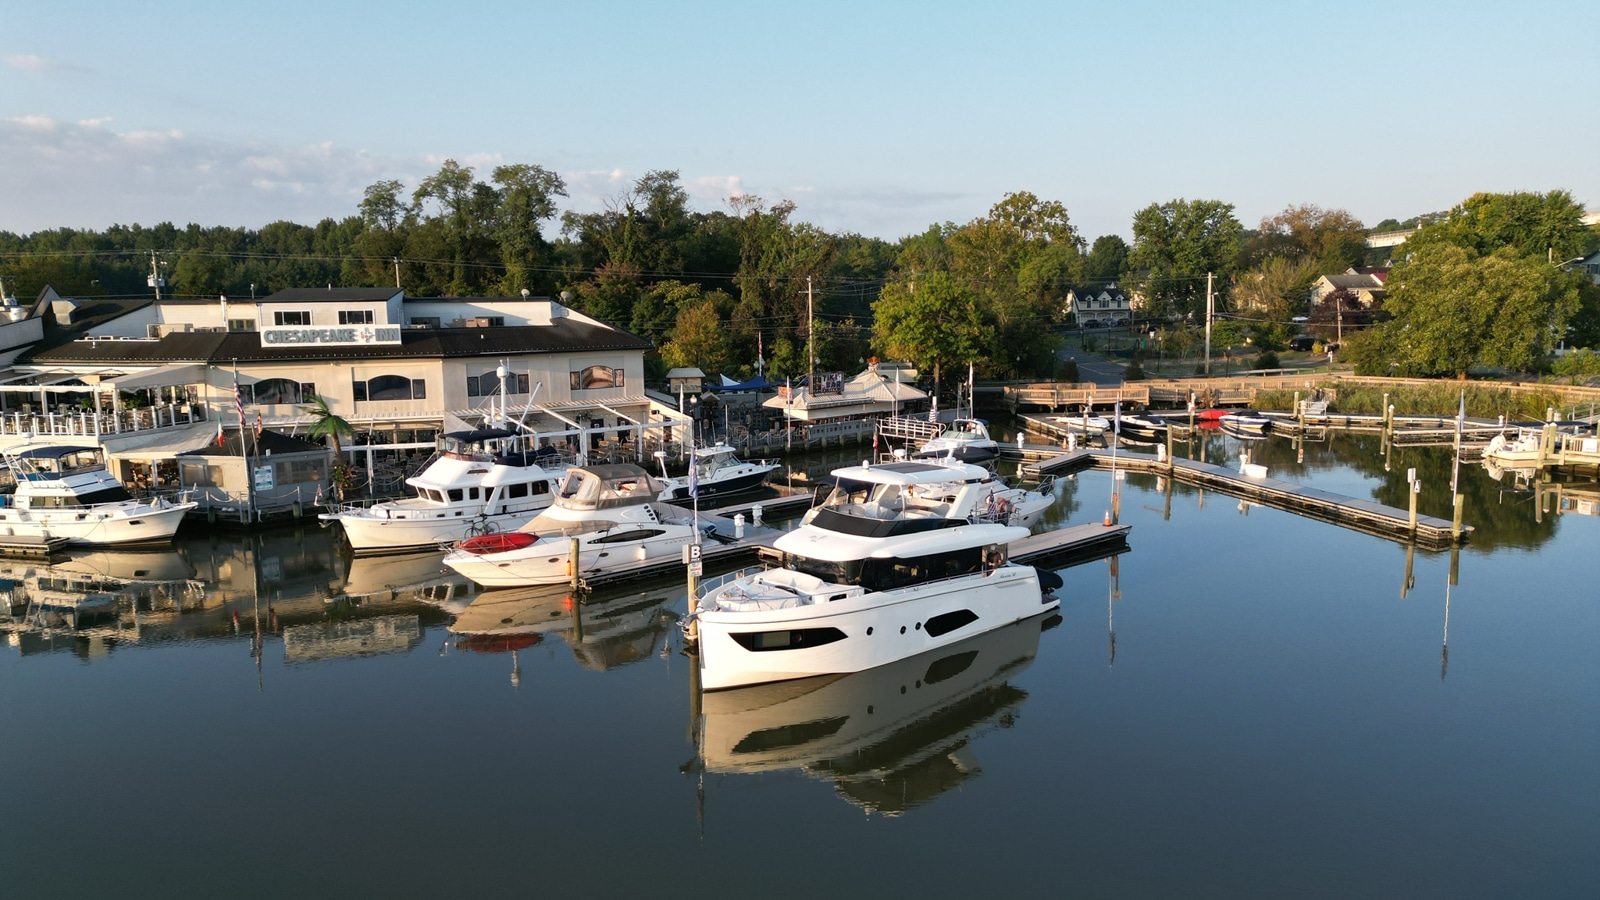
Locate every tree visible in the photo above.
<box><xmin>663</xmin><ymin>300</ymin><xmax>732</xmax><ymax>374</ymax></box>
<box><xmin>1126</xmin><ymin>199</ymin><xmax>1243</xmax><ymax>321</ymax></box>
<box><xmin>1083</xmin><ymin>234</ymin><xmax>1129</xmax><ymax>285</ymax></box>
<box><xmin>1231</xmin><ymin>256</ymin><xmax>1319</xmax><ymax>346</ymax></box>
<box><xmin>301</xmin><ymin>394</ymin><xmax>356</xmax><ymax>496</ymax></box>
<box><xmin>491</xmin><ymin>163</ymin><xmax>567</xmax><ymax>295</ymax></box>
<box><xmin>1370</xmin><ymin>244</ymin><xmax>1581</xmax><ymax>377</ymax></box>
<box><xmin>1402</xmin><ymin>190</ymin><xmax>1597</xmax><ymax>262</ymax></box>
<box><xmin>872</xmin><ymin>271</ymin><xmax>982</xmax><ymax>395</ymax></box>
<box><xmin>1249</xmin><ymin>204</ymin><xmax>1366</xmax><ymax>271</ymax></box>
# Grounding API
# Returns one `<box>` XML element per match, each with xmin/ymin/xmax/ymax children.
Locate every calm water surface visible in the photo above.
<box><xmin>3</xmin><ymin>431</ymin><xmax>1596</xmax><ymax>899</ymax></box>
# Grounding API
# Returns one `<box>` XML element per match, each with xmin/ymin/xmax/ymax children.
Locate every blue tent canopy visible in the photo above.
<box><xmin>704</xmin><ymin>375</ymin><xmax>778</xmax><ymax>393</ymax></box>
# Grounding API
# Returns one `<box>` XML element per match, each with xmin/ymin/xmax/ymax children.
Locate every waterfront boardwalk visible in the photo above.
<box><xmin>1020</xmin><ymin>445</ymin><xmax>1469</xmax><ymax>548</ymax></box>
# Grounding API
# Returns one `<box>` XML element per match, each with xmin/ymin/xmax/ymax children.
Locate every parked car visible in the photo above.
<box><xmin>1289</xmin><ymin>335</ymin><xmax>1317</xmax><ymax>351</ymax></box>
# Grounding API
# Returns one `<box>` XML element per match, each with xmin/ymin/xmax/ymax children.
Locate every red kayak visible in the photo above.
<box><xmin>1198</xmin><ymin>408</ymin><xmax>1231</xmax><ymax>421</ymax></box>
<box><xmin>459</xmin><ymin>531</ymin><xmax>538</xmax><ymax>554</ymax></box>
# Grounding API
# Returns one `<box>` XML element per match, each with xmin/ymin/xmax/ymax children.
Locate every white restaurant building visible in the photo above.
<box><xmin>2</xmin><ymin>286</ymin><xmax>684</xmax><ymax>515</ymax></box>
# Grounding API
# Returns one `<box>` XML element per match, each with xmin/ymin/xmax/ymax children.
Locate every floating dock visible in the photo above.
<box><xmin>1025</xmin><ymin>447</ymin><xmax>1469</xmax><ymax>548</ymax></box>
<box><xmin>0</xmin><ymin>534</ymin><xmax>72</xmax><ymax>559</ymax></box>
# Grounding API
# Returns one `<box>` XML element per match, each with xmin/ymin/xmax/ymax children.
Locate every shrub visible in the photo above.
<box><xmin>1253</xmin><ymin>351</ymin><xmax>1280</xmax><ymax>370</ymax></box>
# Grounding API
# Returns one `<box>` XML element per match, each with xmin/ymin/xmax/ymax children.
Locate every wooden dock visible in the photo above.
<box><xmin>0</xmin><ymin>534</ymin><xmax>72</xmax><ymax>559</ymax></box>
<box><xmin>1025</xmin><ymin>447</ymin><xmax>1470</xmax><ymax>548</ymax></box>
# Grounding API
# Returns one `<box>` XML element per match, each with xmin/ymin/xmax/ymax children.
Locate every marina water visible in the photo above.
<box><xmin>2</xmin><ymin>430</ymin><xmax>1595</xmax><ymax>898</ymax></box>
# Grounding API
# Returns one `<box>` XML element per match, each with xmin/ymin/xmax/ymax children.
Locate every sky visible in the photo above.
<box><xmin>2</xmin><ymin>0</ymin><xmax>1595</xmax><ymax>244</ymax></box>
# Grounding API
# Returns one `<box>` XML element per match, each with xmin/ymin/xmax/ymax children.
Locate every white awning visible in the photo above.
<box><xmin>101</xmin><ymin>422</ymin><xmax>220</xmax><ymax>459</ymax></box>
<box><xmin>104</xmin><ymin>363</ymin><xmax>206</xmax><ymax>391</ymax></box>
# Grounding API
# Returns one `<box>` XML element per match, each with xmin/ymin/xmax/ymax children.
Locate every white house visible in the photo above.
<box><xmin>1065</xmin><ymin>284</ymin><xmax>1133</xmax><ymax>328</ymax></box>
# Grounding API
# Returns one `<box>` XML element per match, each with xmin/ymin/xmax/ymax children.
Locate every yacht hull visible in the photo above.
<box><xmin>330</xmin><ymin>507</ymin><xmax>543</xmax><ymax>554</ymax></box>
<box><xmin>660</xmin><ymin>468</ymin><xmax>774</xmax><ymax>502</ymax></box>
<box><xmin>443</xmin><ymin>528</ymin><xmax>698</xmax><ymax>587</ymax></box>
<box><xmin>0</xmin><ymin>501</ymin><xmax>195</xmax><ymax>546</ymax></box>
<box><xmin>694</xmin><ymin>566</ymin><xmax>1055</xmax><ymax>691</ymax></box>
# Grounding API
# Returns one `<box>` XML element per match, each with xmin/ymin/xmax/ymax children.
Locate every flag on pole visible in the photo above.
<box><xmin>687</xmin><ymin>449</ymin><xmax>699</xmax><ymax>499</ymax></box>
<box><xmin>1451</xmin><ymin>389</ymin><xmax>1465</xmax><ymax>498</ymax></box>
<box><xmin>254</xmin><ymin>411</ymin><xmax>263</xmax><ymax>441</ymax></box>
<box><xmin>233</xmin><ymin>370</ymin><xmax>246</xmax><ymax>434</ymax></box>
<box><xmin>1114</xmin><ymin>400</ymin><xmax>1122</xmax><ymax>436</ymax></box>
<box><xmin>216</xmin><ymin>417</ymin><xmax>226</xmax><ymax>447</ymax></box>
<box><xmin>927</xmin><ymin>396</ymin><xmax>939</xmax><ymax>423</ymax></box>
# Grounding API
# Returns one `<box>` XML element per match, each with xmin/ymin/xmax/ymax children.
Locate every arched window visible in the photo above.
<box><xmin>353</xmin><ymin>374</ymin><xmax>425</xmax><ymax>402</ymax></box>
<box><xmin>466</xmin><ymin>370</ymin><xmax>529</xmax><ymax>397</ymax></box>
<box><xmin>251</xmin><ymin>378</ymin><xmax>313</xmax><ymax>405</ymax></box>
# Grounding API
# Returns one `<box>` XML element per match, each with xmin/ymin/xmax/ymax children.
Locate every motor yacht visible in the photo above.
<box><xmin>0</xmin><ymin>445</ymin><xmax>195</xmax><ymax>546</ymax></box>
<box><xmin>914</xmin><ymin>418</ymin><xmax>1000</xmax><ymax>463</ymax></box>
<box><xmin>684</xmin><ymin>460</ymin><xmax>1060</xmax><ymax>691</ymax></box>
<box><xmin>657</xmin><ymin>443</ymin><xmax>779</xmax><ymax>502</ymax></box>
<box><xmin>322</xmin><ymin>427</ymin><xmax>567</xmax><ymax>554</ymax></box>
<box><xmin>441</xmin><ymin>464</ymin><xmax>712</xmax><ymax>588</ymax></box>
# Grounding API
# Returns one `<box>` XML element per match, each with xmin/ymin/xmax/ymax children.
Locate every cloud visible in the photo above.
<box><xmin>0</xmin><ymin>116</ymin><xmax>397</xmax><ymax>231</ymax></box>
<box><xmin>2</xmin><ymin>53</ymin><xmax>91</xmax><ymax>76</ymax></box>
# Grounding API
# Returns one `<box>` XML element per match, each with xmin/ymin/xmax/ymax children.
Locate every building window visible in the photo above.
<box><xmin>274</xmin><ymin>459</ymin><xmax>325</xmax><ymax>485</ymax></box>
<box><xmin>570</xmin><ymin>366</ymin><xmax>623</xmax><ymax>391</ymax></box>
<box><xmin>353</xmin><ymin>374</ymin><xmax>424</xmax><ymax>402</ymax></box>
<box><xmin>467</xmin><ymin>371</ymin><xmax>530</xmax><ymax>397</ymax></box>
<box><xmin>338</xmin><ymin>309</ymin><xmax>375</xmax><ymax>325</ymax></box>
<box><xmin>228</xmin><ymin>318</ymin><xmax>256</xmax><ymax>332</ymax></box>
<box><xmin>273</xmin><ymin>310</ymin><xmax>312</xmax><ymax>326</ymax></box>
<box><xmin>251</xmin><ymin>379</ymin><xmax>314</xmax><ymax>405</ymax></box>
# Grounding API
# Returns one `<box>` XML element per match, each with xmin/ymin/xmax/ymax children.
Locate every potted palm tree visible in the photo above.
<box><xmin>301</xmin><ymin>393</ymin><xmax>356</xmax><ymax>499</ymax></box>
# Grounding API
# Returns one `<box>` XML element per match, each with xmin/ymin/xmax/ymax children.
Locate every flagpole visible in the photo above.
<box><xmin>233</xmin><ymin>360</ymin><xmax>255</xmax><ymax>522</ymax></box>
<box><xmin>1450</xmin><ymin>389</ymin><xmax>1465</xmax><ymax>502</ymax></box>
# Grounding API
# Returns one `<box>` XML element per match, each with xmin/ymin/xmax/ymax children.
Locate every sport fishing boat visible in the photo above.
<box><xmin>914</xmin><ymin>418</ymin><xmax>1000</xmax><ymax>463</ymax></box>
<box><xmin>683</xmin><ymin>459</ymin><xmax>1061</xmax><ymax>691</ymax></box>
<box><xmin>657</xmin><ymin>443</ymin><xmax>779</xmax><ymax>502</ymax></box>
<box><xmin>0</xmin><ymin>445</ymin><xmax>195</xmax><ymax>546</ymax></box>
<box><xmin>321</xmin><ymin>427</ymin><xmax>567</xmax><ymax>554</ymax></box>
<box><xmin>441</xmin><ymin>464</ymin><xmax>712</xmax><ymax>588</ymax></box>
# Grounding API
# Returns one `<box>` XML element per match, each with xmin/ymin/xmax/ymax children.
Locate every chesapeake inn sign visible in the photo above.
<box><xmin>260</xmin><ymin>325</ymin><xmax>402</xmax><ymax>346</ymax></box>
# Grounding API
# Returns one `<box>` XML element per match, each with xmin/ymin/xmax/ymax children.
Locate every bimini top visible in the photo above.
<box><xmin>443</xmin><ymin>428</ymin><xmax>519</xmax><ymax>443</ymax></box>
<box><xmin>7</xmin><ymin>445</ymin><xmax>101</xmax><ymax>460</ymax></box>
<box><xmin>554</xmin><ymin>464</ymin><xmax>660</xmax><ymax>509</ymax></box>
<box><xmin>827</xmin><ymin>460</ymin><xmax>990</xmax><ymax>487</ymax></box>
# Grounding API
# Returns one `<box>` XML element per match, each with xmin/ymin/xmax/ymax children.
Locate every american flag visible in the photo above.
<box><xmin>233</xmin><ymin>372</ymin><xmax>245</xmax><ymax>436</ymax></box>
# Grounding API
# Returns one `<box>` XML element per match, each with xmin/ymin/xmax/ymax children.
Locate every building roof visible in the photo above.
<box><xmin>261</xmin><ymin>287</ymin><xmax>403</xmax><ymax>304</ymax></box>
<box><xmin>182</xmin><ymin>429</ymin><xmax>328</xmax><ymax>458</ymax></box>
<box><xmin>23</xmin><ymin>320</ymin><xmax>652</xmax><ymax>366</ymax></box>
<box><xmin>1320</xmin><ymin>273</ymin><xmax>1384</xmax><ymax>291</ymax></box>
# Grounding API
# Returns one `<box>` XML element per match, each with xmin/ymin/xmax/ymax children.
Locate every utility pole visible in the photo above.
<box><xmin>1336</xmin><ymin>297</ymin><xmax>1343</xmax><ymax>347</ymax></box>
<box><xmin>393</xmin><ymin>257</ymin><xmax>402</xmax><ymax>289</ymax></box>
<box><xmin>1203</xmin><ymin>271</ymin><xmax>1214</xmax><ymax>375</ymax></box>
<box><xmin>806</xmin><ymin>276</ymin><xmax>815</xmax><ymax>389</ymax></box>
<box><xmin>149</xmin><ymin>250</ymin><xmax>163</xmax><ymax>301</ymax></box>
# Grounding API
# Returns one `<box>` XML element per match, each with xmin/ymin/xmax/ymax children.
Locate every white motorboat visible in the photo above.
<box><xmin>1483</xmin><ymin>428</ymin><xmax>1545</xmax><ymax>464</ymax></box>
<box><xmin>0</xmin><ymin>445</ymin><xmax>195</xmax><ymax>546</ymax></box>
<box><xmin>914</xmin><ymin>418</ymin><xmax>1000</xmax><ymax>463</ymax></box>
<box><xmin>684</xmin><ymin>460</ymin><xmax>1061</xmax><ymax>691</ymax></box>
<box><xmin>1116</xmin><ymin>413</ymin><xmax>1168</xmax><ymax>441</ymax></box>
<box><xmin>1052</xmin><ymin>412</ymin><xmax>1111</xmax><ymax>434</ymax></box>
<box><xmin>321</xmin><ymin>427</ymin><xmax>567</xmax><ymax>554</ymax></box>
<box><xmin>657</xmin><ymin>443</ymin><xmax>779</xmax><ymax>502</ymax></box>
<box><xmin>441</xmin><ymin>464</ymin><xmax>711</xmax><ymax>588</ymax></box>
<box><xmin>1218</xmin><ymin>411</ymin><xmax>1271</xmax><ymax>435</ymax></box>
<box><xmin>893</xmin><ymin>455</ymin><xmax>1059</xmax><ymax>529</ymax></box>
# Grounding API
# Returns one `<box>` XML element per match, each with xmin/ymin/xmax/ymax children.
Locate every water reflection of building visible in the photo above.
<box><xmin>696</xmin><ymin>613</ymin><xmax>1051</xmax><ymax>816</ymax></box>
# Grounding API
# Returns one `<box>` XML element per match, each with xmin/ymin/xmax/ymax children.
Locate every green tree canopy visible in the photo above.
<box><xmin>872</xmin><ymin>271</ymin><xmax>982</xmax><ymax>393</ymax></box>
<box><xmin>1126</xmin><ymin>198</ymin><xmax>1243</xmax><ymax>321</ymax></box>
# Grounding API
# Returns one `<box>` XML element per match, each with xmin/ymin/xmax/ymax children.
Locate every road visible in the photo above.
<box><xmin>1057</xmin><ymin>347</ymin><xmax>1125</xmax><ymax>386</ymax></box>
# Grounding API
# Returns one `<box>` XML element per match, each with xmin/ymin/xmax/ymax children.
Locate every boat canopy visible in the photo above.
<box><xmin>554</xmin><ymin>465</ymin><xmax>660</xmax><ymax>509</ymax></box>
<box><xmin>8</xmin><ymin>445</ymin><xmax>101</xmax><ymax>460</ymax></box>
<box><xmin>827</xmin><ymin>460</ymin><xmax>990</xmax><ymax>487</ymax></box>
<box><xmin>443</xmin><ymin>427</ymin><xmax>519</xmax><ymax>443</ymax></box>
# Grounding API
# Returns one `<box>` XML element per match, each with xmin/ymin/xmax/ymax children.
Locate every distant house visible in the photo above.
<box><xmin>1065</xmin><ymin>284</ymin><xmax>1133</xmax><ymax>327</ymax></box>
<box><xmin>1310</xmin><ymin>267</ymin><xmax>1389</xmax><ymax>309</ymax></box>
<box><xmin>1570</xmin><ymin>250</ymin><xmax>1600</xmax><ymax>285</ymax></box>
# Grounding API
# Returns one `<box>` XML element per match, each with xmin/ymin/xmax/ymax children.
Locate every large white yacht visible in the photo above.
<box><xmin>441</xmin><ymin>464</ymin><xmax>711</xmax><ymax>588</ymax></box>
<box><xmin>684</xmin><ymin>459</ymin><xmax>1060</xmax><ymax>691</ymax></box>
<box><xmin>0</xmin><ymin>445</ymin><xmax>195</xmax><ymax>546</ymax></box>
<box><xmin>322</xmin><ymin>427</ymin><xmax>567</xmax><ymax>554</ymax></box>
<box><xmin>657</xmin><ymin>443</ymin><xmax>779</xmax><ymax>502</ymax></box>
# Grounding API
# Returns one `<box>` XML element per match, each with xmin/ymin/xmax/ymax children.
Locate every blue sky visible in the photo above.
<box><xmin>3</xmin><ymin>0</ymin><xmax>1595</xmax><ymax>243</ymax></box>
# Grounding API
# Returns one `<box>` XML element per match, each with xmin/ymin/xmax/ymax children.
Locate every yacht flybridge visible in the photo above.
<box><xmin>0</xmin><ymin>445</ymin><xmax>195</xmax><ymax>545</ymax></box>
<box><xmin>684</xmin><ymin>460</ymin><xmax>1061</xmax><ymax>691</ymax></box>
<box><xmin>322</xmin><ymin>427</ymin><xmax>566</xmax><ymax>554</ymax></box>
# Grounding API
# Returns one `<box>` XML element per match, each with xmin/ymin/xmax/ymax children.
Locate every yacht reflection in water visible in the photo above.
<box><xmin>0</xmin><ymin>548</ymin><xmax>203</xmax><ymax>657</ymax></box>
<box><xmin>692</xmin><ymin>611</ymin><xmax>1055</xmax><ymax>816</ymax></box>
<box><xmin>449</xmin><ymin>584</ymin><xmax>679</xmax><ymax>676</ymax></box>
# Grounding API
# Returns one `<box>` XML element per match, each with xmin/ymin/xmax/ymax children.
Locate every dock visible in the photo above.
<box><xmin>1024</xmin><ymin>447</ymin><xmax>1470</xmax><ymax>548</ymax></box>
<box><xmin>0</xmin><ymin>534</ymin><xmax>72</xmax><ymax>559</ymax></box>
